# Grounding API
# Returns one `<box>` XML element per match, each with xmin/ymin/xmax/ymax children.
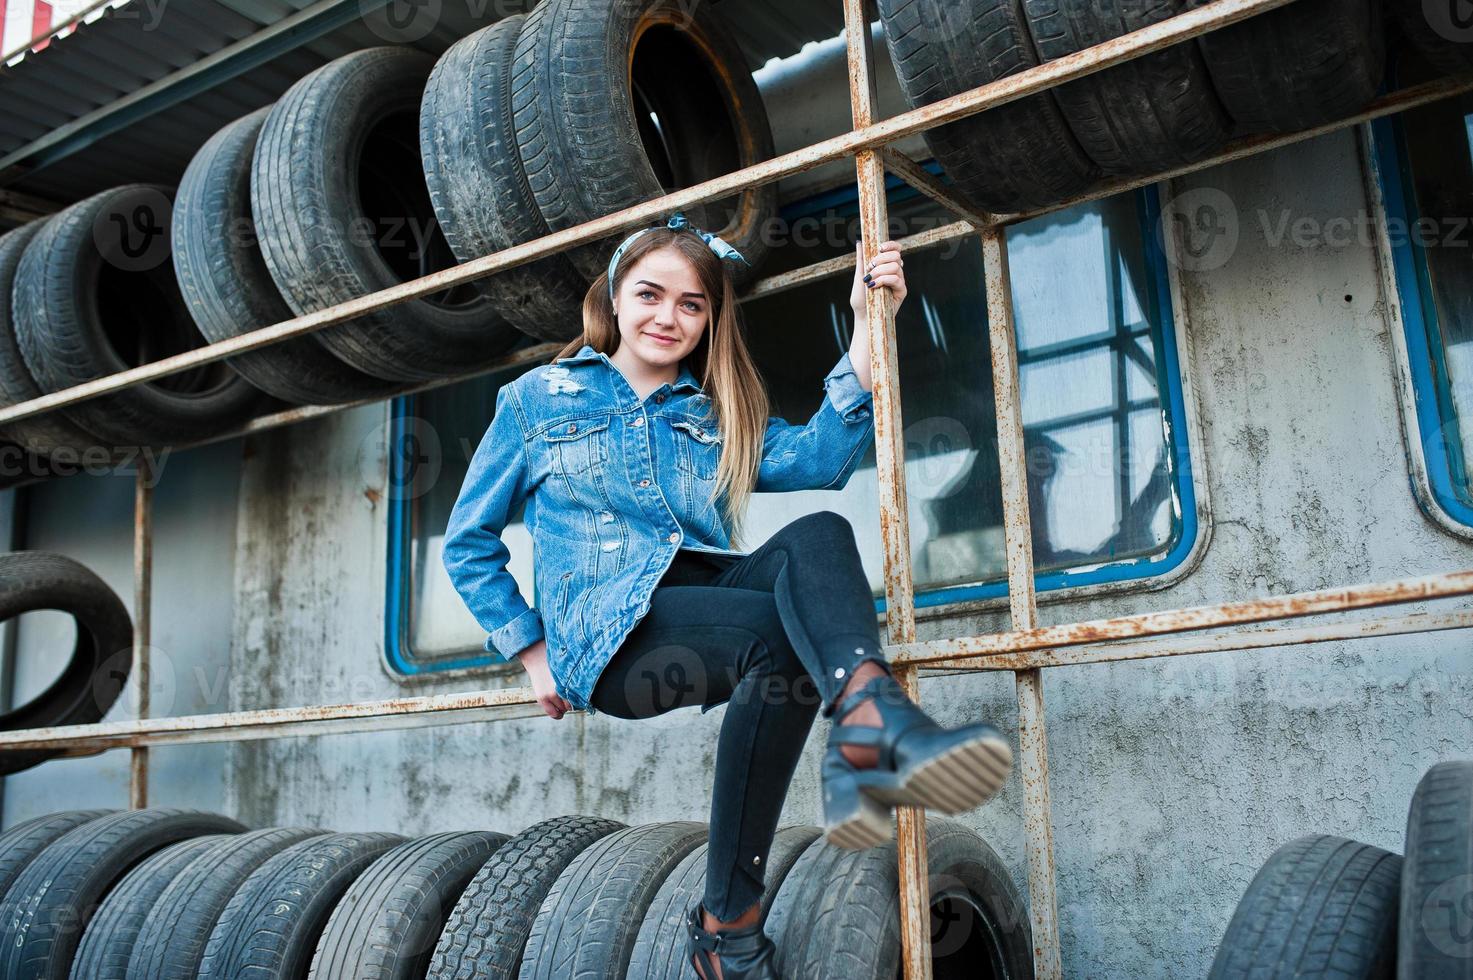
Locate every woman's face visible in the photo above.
<box><xmin>612</xmin><ymin>246</ymin><xmax>710</xmax><ymax>373</ymax></box>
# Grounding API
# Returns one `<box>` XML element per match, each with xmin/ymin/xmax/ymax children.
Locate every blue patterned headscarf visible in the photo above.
<box><xmin>606</xmin><ymin>211</ymin><xmax>748</xmax><ymax>304</ymax></box>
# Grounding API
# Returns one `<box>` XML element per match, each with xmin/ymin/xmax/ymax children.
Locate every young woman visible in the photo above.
<box><xmin>443</xmin><ymin>214</ymin><xmax>1012</xmax><ymax>980</ymax></box>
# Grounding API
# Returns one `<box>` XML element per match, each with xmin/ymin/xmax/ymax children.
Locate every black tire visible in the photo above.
<box><xmin>252</xmin><ymin>47</ymin><xmax>520</xmax><ymax>383</ymax></box>
<box><xmin>420</xmin><ymin>16</ymin><xmax>589</xmax><ymax>342</ymax></box>
<box><xmin>12</xmin><ymin>184</ymin><xmax>268</xmax><ymax>447</ymax></box>
<box><xmin>1400</xmin><ymin>761</ymin><xmax>1473</xmax><ymax>979</ymax></box>
<box><xmin>1390</xmin><ymin>0</ymin><xmax>1473</xmax><ymax>74</ymax></box>
<box><xmin>308</xmin><ymin>830</ymin><xmax>510</xmax><ymax>979</ymax></box>
<box><xmin>427</xmin><ymin>815</ymin><xmax>625</xmax><ymax>979</ymax></box>
<box><xmin>0</xmin><ymin>808</ymin><xmax>247</xmax><ymax>980</ymax></box>
<box><xmin>511</xmin><ymin>0</ymin><xmax>777</xmax><ymax>284</ymax></box>
<box><xmin>1208</xmin><ymin>834</ymin><xmax>1401</xmax><ymax>979</ymax></box>
<box><xmin>877</xmin><ymin>0</ymin><xmax>1098</xmax><ymax>213</ymax></box>
<box><xmin>1021</xmin><ymin>0</ymin><xmax>1230</xmax><ymax>176</ymax></box>
<box><xmin>517</xmin><ymin>821</ymin><xmax>709</xmax><ymax>980</ymax></box>
<box><xmin>0</xmin><ymin>811</ymin><xmax>113</xmax><ymax>903</ymax></box>
<box><xmin>67</xmin><ymin>834</ymin><xmax>230</xmax><ymax>980</ymax></box>
<box><xmin>0</xmin><ymin>552</ymin><xmax>132</xmax><ymax>776</ymax></box>
<box><xmin>197</xmin><ymin>832</ymin><xmax>405</xmax><ymax>980</ymax></box>
<box><xmin>1188</xmin><ymin>0</ymin><xmax>1383</xmax><ymax>134</ymax></box>
<box><xmin>0</xmin><ymin>222</ymin><xmax>110</xmax><ymax>457</ymax></box>
<box><xmin>126</xmin><ymin>827</ymin><xmax>325</xmax><ymax>978</ymax></box>
<box><xmin>766</xmin><ymin>817</ymin><xmax>1032</xmax><ymax>979</ymax></box>
<box><xmin>627</xmin><ymin>825</ymin><xmax>820</xmax><ymax>978</ymax></box>
<box><xmin>173</xmin><ymin>108</ymin><xmax>396</xmax><ymax>406</ymax></box>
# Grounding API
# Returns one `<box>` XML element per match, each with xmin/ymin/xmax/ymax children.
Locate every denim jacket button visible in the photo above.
<box><xmin>640</xmin><ymin>479</ymin><xmax>650</xmax><ymax>487</ymax></box>
<box><xmin>566</xmin><ymin>423</ymin><xmax>577</xmax><ymax>434</ymax></box>
<box><xmin>632</xmin><ymin>417</ymin><xmax>645</xmax><ymax>427</ymax></box>
<box><xmin>668</xmin><ymin>532</ymin><xmax>680</xmax><ymax>543</ymax></box>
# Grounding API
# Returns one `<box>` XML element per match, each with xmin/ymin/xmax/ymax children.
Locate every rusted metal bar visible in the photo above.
<box><xmin>3</xmin><ymin>606</ymin><xmax>1467</xmax><ymax>753</ymax></box>
<box><xmin>0</xmin><ymin>0</ymin><xmax>1301</xmax><ymax>431</ymax></box>
<box><xmin>903</xmin><ymin>609</ymin><xmax>1473</xmax><ymax>673</ymax></box>
<box><xmin>0</xmin><ymin>688</ymin><xmax>545</xmax><ymax>752</ymax></box>
<box><xmin>894</xmin><ymin>571</ymin><xmax>1473</xmax><ymax>667</ymax></box>
<box><xmin>877</xmin><ymin>147</ymin><xmax>996</xmax><ymax>229</ymax></box>
<box><xmin>982</xmin><ymin>228</ymin><xmax>1061</xmax><ymax>978</ymax></box>
<box><xmin>128</xmin><ymin>454</ymin><xmax>152</xmax><ymax>808</ymax></box>
<box><xmin>843</xmin><ymin>1</ymin><xmax>931</xmax><ymax>976</ymax></box>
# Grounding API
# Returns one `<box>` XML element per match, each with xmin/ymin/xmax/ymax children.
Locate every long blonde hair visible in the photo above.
<box><xmin>555</xmin><ymin>228</ymin><xmax>769</xmax><ymax>546</ymax></box>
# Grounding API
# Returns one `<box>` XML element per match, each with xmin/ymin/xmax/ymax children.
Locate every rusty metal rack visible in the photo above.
<box><xmin>3</xmin><ymin>0</ymin><xmax>1473</xmax><ymax>975</ymax></box>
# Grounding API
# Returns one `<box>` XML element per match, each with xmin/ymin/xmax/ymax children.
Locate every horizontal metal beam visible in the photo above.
<box><xmin>0</xmin><ymin>0</ymin><xmax>1300</xmax><ymax>429</ymax></box>
<box><xmin>914</xmin><ymin>610</ymin><xmax>1473</xmax><ymax>673</ymax></box>
<box><xmin>0</xmin><ymin>687</ymin><xmax>546</xmax><ymax>751</ymax></box>
<box><xmin>891</xmin><ymin>571</ymin><xmax>1473</xmax><ymax>667</ymax></box>
<box><xmin>3</xmin><ymin>598</ymin><xmax>1469</xmax><ymax>753</ymax></box>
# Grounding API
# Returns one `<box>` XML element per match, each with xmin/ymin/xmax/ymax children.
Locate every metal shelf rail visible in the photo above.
<box><xmin>2</xmin><ymin>0</ymin><xmax>1472</xmax><ymax>975</ymax></box>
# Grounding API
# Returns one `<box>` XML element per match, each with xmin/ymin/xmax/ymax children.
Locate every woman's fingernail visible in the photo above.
<box><xmin>863</xmin><ymin>273</ymin><xmax>872</xmax><ymax>283</ymax></box>
<box><xmin>867</xmin><ymin>281</ymin><xmax>876</xmax><ymax>289</ymax></box>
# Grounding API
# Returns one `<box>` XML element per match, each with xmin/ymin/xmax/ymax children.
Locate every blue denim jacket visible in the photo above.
<box><xmin>442</xmin><ymin>344</ymin><xmax>876</xmax><ymax>712</ymax></box>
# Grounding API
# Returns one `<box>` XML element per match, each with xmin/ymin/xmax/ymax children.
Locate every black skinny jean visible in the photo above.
<box><xmin>589</xmin><ymin>510</ymin><xmax>889</xmax><ymax>921</ymax></box>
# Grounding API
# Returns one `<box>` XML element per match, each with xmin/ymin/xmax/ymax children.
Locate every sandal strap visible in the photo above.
<box><xmin>825</xmin><ymin>675</ymin><xmax>891</xmax><ymax>720</ymax></box>
<box><xmin>686</xmin><ymin>906</ymin><xmax>722</xmax><ymax>954</ymax></box>
<box><xmin>826</xmin><ymin>723</ymin><xmax>885</xmax><ymax>749</ymax></box>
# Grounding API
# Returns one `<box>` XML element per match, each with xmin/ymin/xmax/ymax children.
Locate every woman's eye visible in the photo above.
<box><xmin>638</xmin><ymin>290</ymin><xmax>656</xmax><ymax>300</ymax></box>
<box><xmin>682</xmin><ymin>303</ymin><xmax>700</xmax><ymax>313</ymax></box>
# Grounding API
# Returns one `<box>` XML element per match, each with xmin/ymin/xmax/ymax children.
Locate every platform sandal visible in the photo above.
<box><xmin>685</xmin><ymin>903</ymin><xmax>779</xmax><ymax>980</ymax></box>
<box><xmin>820</xmin><ymin>667</ymin><xmax>1013</xmax><ymax>849</ymax></box>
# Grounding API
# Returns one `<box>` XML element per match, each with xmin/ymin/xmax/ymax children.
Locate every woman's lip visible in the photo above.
<box><xmin>647</xmin><ymin>333</ymin><xmax>677</xmax><ymax>345</ymax></box>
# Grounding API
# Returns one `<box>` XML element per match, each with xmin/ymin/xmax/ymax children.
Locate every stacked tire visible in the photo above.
<box><xmin>0</xmin><ymin>186</ymin><xmax>268</xmax><ymax>473</ymax></box>
<box><xmin>876</xmin><ymin>0</ymin><xmax>1385</xmax><ymax>215</ymax></box>
<box><xmin>0</xmin><ymin>805</ymin><xmax>1027</xmax><ymax>977</ymax></box>
<box><xmin>1210</xmin><ymin>760</ymin><xmax>1473</xmax><ymax>979</ymax></box>
<box><xmin>419</xmin><ymin>0</ymin><xmax>779</xmax><ymax>341</ymax></box>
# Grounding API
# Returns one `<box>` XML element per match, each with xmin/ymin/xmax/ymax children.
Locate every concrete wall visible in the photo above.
<box><xmin>3</xmin><ymin>37</ymin><xmax>1471</xmax><ymax>980</ymax></box>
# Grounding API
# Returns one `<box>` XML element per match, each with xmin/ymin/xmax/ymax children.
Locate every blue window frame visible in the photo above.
<box><xmin>1372</xmin><ymin>106</ymin><xmax>1473</xmax><ymax>528</ymax></box>
<box><xmin>384</xmin><ymin>170</ymin><xmax>1200</xmax><ymax>675</ymax></box>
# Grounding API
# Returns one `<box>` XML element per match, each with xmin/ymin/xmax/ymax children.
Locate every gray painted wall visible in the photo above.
<box><xmin>3</xmin><ymin>41</ymin><xmax>1470</xmax><ymax>980</ymax></box>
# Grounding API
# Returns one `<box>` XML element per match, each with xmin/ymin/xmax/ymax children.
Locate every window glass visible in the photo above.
<box><xmin>738</xmin><ymin>187</ymin><xmax>1188</xmax><ymax>605</ymax></box>
<box><xmin>1374</xmin><ymin>84</ymin><xmax>1473</xmax><ymax>522</ymax></box>
<box><xmin>388</xmin><ymin>180</ymin><xmax>1196</xmax><ymax>670</ymax></box>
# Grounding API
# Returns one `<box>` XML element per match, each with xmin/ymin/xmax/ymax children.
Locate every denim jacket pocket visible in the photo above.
<box><xmin>542</xmin><ymin>416</ymin><xmax>610</xmax><ymax>477</ymax></box>
<box><xmin>671</xmin><ymin>419</ymin><xmax>721</xmax><ymax>481</ymax></box>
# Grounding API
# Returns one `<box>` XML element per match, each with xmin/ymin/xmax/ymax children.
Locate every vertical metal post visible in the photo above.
<box><xmin>982</xmin><ymin>229</ymin><xmax>1062</xmax><ymax>978</ymax></box>
<box><xmin>129</xmin><ymin>455</ymin><xmax>152</xmax><ymax>808</ymax></box>
<box><xmin>841</xmin><ymin>2</ymin><xmax>931</xmax><ymax>977</ymax></box>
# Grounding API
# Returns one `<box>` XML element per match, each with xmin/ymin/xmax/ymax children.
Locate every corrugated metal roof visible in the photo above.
<box><xmin>0</xmin><ymin>0</ymin><xmax>845</xmax><ymax>211</ymax></box>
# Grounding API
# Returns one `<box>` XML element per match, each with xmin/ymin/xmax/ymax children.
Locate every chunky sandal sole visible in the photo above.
<box><xmin>866</xmin><ymin>732</ymin><xmax>1013</xmax><ymax>815</ymax></box>
<box><xmin>823</xmin><ymin>791</ymin><xmax>893</xmax><ymax>850</ymax></box>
